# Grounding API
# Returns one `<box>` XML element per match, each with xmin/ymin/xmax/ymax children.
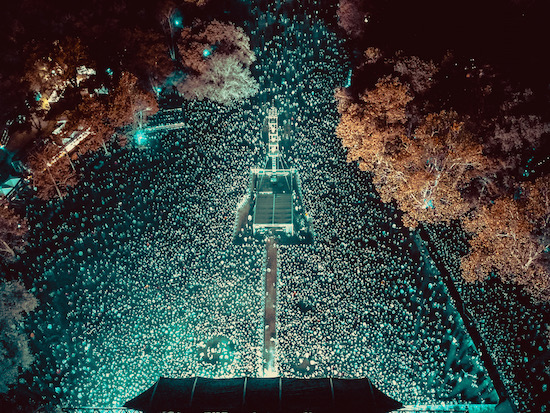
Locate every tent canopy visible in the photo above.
<box><xmin>1</xmin><ymin>177</ymin><xmax>20</xmax><ymax>196</ymax></box>
<box><xmin>124</xmin><ymin>377</ymin><xmax>403</xmax><ymax>413</ymax></box>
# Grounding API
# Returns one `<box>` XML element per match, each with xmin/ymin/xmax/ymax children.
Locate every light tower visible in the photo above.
<box><xmin>267</xmin><ymin>106</ymin><xmax>280</xmax><ymax>173</ymax></box>
<box><xmin>249</xmin><ymin>107</ymin><xmax>295</xmax><ymax>236</ymax></box>
<box><xmin>233</xmin><ymin>106</ymin><xmax>313</xmax><ymax>243</ymax></box>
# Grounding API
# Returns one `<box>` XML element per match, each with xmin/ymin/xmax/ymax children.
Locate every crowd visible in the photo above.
<box><xmin>256</xmin><ymin>16</ymin><xmax>496</xmax><ymax>405</ymax></box>
<box><xmin>11</xmin><ymin>2</ymin><xmax>511</xmax><ymax>410</ymax></box>
<box><xmin>423</xmin><ymin>224</ymin><xmax>549</xmax><ymax>412</ymax></box>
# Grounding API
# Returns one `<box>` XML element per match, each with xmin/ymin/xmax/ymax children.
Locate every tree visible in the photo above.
<box><xmin>51</xmin><ymin>37</ymin><xmax>90</xmax><ymax>87</ymax></box>
<box><xmin>182</xmin><ymin>0</ymin><xmax>210</xmax><ymax>6</ymax></box>
<box><xmin>362</xmin><ymin>47</ymin><xmax>383</xmax><ymax>65</ymax></box>
<box><xmin>0</xmin><ymin>202</ymin><xmax>28</xmax><ymax>262</ymax></box>
<box><xmin>335</xmin><ymin>76</ymin><xmax>412</xmax><ymax>171</ymax></box>
<box><xmin>63</xmin><ymin>96</ymin><xmax>114</xmax><ymax>155</ymax></box>
<box><xmin>177</xmin><ymin>54</ymin><xmax>259</xmax><ymax>105</ymax></box>
<box><xmin>24</xmin><ymin>37</ymin><xmax>90</xmax><ymax>98</ymax></box>
<box><xmin>336</xmin><ymin>79</ymin><xmax>490</xmax><ymax>227</ymax></box>
<box><xmin>391</xmin><ymin>111</ymin><xmax>489</xmax><ymax>227</ymax></box>
<box><xmin>461</xmin><ymin>196</ymin><xmax>550</xmax><ymax>302</ymax></box>
<box><xmin>59</xmin><ymin>73</ymin><xmax>158</xmax><ymax>155</ymax></box>
<box><xmin>393</xmin><ymin>55</ymin><xmax>438</xmax><ymax>95</ymax></box>
<box><xmin>177</xmin><ymin>20</ymin><xmax>255</xmax><ymax>76</ymax></box>
<box><xmin>523</xmin><ymin>175</ymin><xmax>550</xmax><ymax>250</ymax></box>
<box><xmin>485</xmin><ymin>115</ymin><xmax>550</xmax><ymax>170</ymax></box>
<box><xmin>0</xmin><ymin>280</ymin><xmax>37</xmax><ymax>393</ymax></box>
<box><xmin>337</xmin><ymin>0</ymin><xmax>368</xmax><ymax>38</ymax></box>
<box><xmin>109</xmin><ymin>72</ymin><xmax>159</xmax><ymax>131</ymax></box>
<box><xmin>27</xmin><ymin>143</ymin><xmax>78</xmax><ymax>200</ymax></box>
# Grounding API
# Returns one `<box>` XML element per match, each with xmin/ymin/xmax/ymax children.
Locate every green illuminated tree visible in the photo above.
<box><xmin>0</xmin><ymin>280</ymin><xmax>37</xmax><ymax>393</ymax></box>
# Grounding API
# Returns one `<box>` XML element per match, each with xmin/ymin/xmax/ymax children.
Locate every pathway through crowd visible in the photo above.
<box><xmin>262</xmin><ymin>237</ymin><xmax>278</xmax><ymax>376</ymax></box>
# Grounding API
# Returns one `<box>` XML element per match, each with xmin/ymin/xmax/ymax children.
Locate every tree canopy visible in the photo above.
<box><xmin>336</xmin><ymin>48</ymin><xmax>550</xmax><ymax>301</ymax></box>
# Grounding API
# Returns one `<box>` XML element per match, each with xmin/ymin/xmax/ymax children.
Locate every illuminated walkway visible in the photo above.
<box><xmin>142</xmin><ymin>122</ymin><xmax>188</xmax><ymax>133</ymax></box>
<box><xmin>262</xmin><ymin>237</ymin><xmax>278</xmax><ymax>377</ymax></box>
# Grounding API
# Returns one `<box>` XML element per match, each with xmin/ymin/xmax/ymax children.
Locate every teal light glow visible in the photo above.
<box><xmin>344</xmin><ymin>69</ymin><xmax>352</xmax><ymax>88</ymax></box>
<box><xmin>174</xmin><ymin>19</ymin><xmax>182</xmax><ymax>27</ymax></box>
<box><xmin>106</xmin><ymin>68</ymin><xmax>113</xmax><ymax>76</ymax></box>
<box><xmin>135</xmin><ymin>131</ymin><xmax>147</xmax><ymax>145</ymax></box>
<box><xmin>203</xmin><ymin>48</ymin><xmax>211</xmax><ymax>57</ymax></box>
<box><xmin>35</xmin><ymin>92</ymin><xmax>42</xmax><ymax>102</ymax></box>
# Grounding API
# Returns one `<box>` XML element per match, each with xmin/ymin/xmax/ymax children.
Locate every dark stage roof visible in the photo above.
<box><xmin>124</xmin><ymin>377</ymin><xmax>403</xmax><ymax>413</ymax></box>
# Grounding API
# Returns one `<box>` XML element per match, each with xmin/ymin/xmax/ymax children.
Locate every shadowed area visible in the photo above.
<box><xmin>124</xmin><ymin>376</ymin><xmax>403</xmax><ymax>413</ymax></box>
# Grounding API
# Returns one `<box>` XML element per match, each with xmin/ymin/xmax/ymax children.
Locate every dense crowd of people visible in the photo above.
<box><xmin>258</xmin><ymin>16</ymin><xmax>495</xmax><ymax>405</ymax></box>
<box><xmin>10</xmin><ymin>2</ymin><xmax>520</xmax><ymax>411</ymax></box>
<box><xmin>423</xmin><ymin>224</ymin><xmax>549</xmax><ymax>412</ymax></box>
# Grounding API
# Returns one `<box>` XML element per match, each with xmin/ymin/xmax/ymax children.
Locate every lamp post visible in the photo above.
<box><xmin>168</xmin><ymin>13</ymin><xmax>183</xmax><ymax>60</ymax></box>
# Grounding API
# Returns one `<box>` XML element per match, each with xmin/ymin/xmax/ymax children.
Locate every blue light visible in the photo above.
<box><xmin>174</xmin><ymin>19</ymin><xmax>182</xmax><ymax>27</ymax></box>
<box><xmin>106</xmin><ymin>68</ymin><xmax>113</xmax><ymax>76</ymax></box>
<box><xmin>203</xmin><ymin>48</ymin><xmax>211</xmax><ymax>57</ymax></box>
<box><xmin>35</xmin><ymin>92</ymin><xmax>42</xmax><ymax>102</ymax></box>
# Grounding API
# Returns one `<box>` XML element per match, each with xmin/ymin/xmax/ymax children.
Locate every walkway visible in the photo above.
<box><xmin>142</xmin><ymin>122</ymin><xmax>188</xmax><ymax>133</ymax></box>
<box><xmin>262</xmin><ymin>237</ymin><xmax>278</xmax><ymax>376</ymax></box>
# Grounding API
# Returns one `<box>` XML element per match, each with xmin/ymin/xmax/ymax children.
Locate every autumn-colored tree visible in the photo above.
<box><xmin>177</xmin><ymin>20</ymin><xmax>255</xmax><ymax>76</ymax></box>
<box><xmin>484</xmin><ymin>115</ymin><xmax>550</xmax><ymax>180</ymax></box>
<box><xmin>24</xmin><ymin>37</ymin><xmax>90</xmax><ymax>97</ymax></box>
<box><xmin>62</xmin><ymin>96</ymin><xmax>114</xmax><ymax>155</ymax></box>
<box><xmin>0</xmin><ymin>280</ymin><xmax>37</xmax><ymax>393</ymax></box>
<box><xmin>58</xmin><ymin>73</ymin><xmax>158</xmax><ymax>155</ymax></box>
<box><xmin>491</xmin><ymin>115</ymin><xmax>548</xmax><ymax>153</ymax></box>
<box><xmin>392</xmin><ymin>111</ymin><xmax>489</xmax><ymax>227</ymax></box>
<box><xmin>362</xmin><ymin>47</ymin><xmax>383</xmax><ymax>65</ymax></box>
<box><xmin>177</xmin><ymin>54</ymin><xmax>259</xmax><ymax>105</ymax></box>
<box><xmin>109</xmin><ymin>72</ymin><xmax>159</xmax><ymax>131</ymax></box>
<box><xmin>335</xmin><ymin>76</ymin><xmax>412</xmax><ymax>171</ymax></box>
<box><xmin>0</xmin><ymin>202</ymin><xmax>28</xmax><ymax>262</ymax></box>
<box><xmin>336</xmin><ymin>79</ymin><xmax>490</xmax><ymax>227</ymax></box>
<box><xmin>461</xmin><ymin>195</ymin><xmax>550</xmax><ymax>302</ymax></box>
<box><xmin>337</xmin><ymin>0</ymin><xmax>368</xmax><ymax>38</ymax></box>
<box><xmin>27</xmin><ymin>143</ymin><xmax>78</xmax><ymax>200</ymax></box>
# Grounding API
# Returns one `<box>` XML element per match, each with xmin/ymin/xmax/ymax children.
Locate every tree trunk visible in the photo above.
<box><xmin>46</xmin><ymin>166</ymin><xmax>63</xmax><ymax>199</ymax></box>
<box><xmin>102</xmin><ymin>139</ymin><xmax>110</xmax><ymax>155</ymax></box>
<box><xmin>0</xmin><ymin>239</ymin><xmax>15</xmax><ymax>258</ymax></box>
<box><xmin>66</xmin><ymin>153</ymin><xmax>76</xmax><ymax>171</ymax></box>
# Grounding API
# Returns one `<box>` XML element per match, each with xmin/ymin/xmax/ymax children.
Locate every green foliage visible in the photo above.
<box><xmin>0</xmin><ymin>280</ymin><xmax>37</xmax><ymax>393</ymax></box>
